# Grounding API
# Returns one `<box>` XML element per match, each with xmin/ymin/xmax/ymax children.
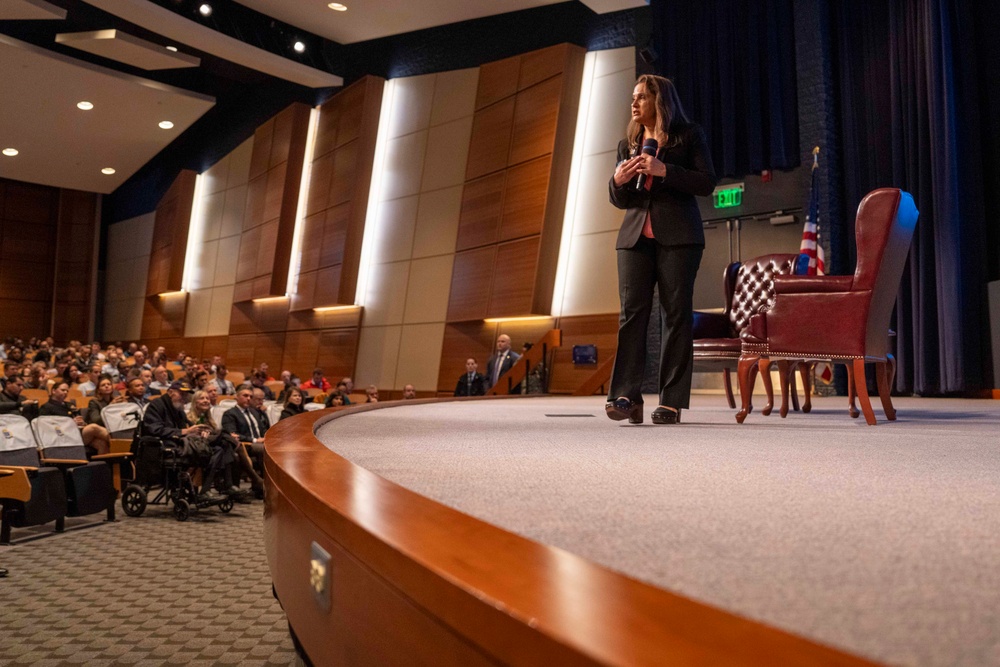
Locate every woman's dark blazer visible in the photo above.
<box><xmin>608</xmin><ymin>122</ymin><xmax>718</xmax><ymax>249</ymax></box>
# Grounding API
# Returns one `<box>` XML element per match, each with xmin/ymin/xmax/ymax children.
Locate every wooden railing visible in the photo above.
<box><xmin>572</xmin><ymin>353</ymin><xmax>616</xmax><ymax>396</ymax></box>
<box><xmin>263</xmin><ymin>400</ymin><xmax>875</xmax><ymax>666</ymax></box>
<box><xmin>487</xmin><ymin>329</ymin><xmax>562</xmax><ymax>396</ymax></box>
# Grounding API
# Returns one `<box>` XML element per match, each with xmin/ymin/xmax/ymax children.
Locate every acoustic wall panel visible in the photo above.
<box><xmin>552</xmin><ymin>47</ymin><xmax>634</xmax><ymax>318</ymax></box>
<box><xmin>291</xmin><ymin>76</ymin><xmax>384</xmax><ymax>311</ymax></box>
<box><xmin>446</xmin><ymin>43</ymin><xmax>586</xmax><ymax>322</ymax></box>
<box><xmin>357</xmin><ymin>68</ymin><xmax>478</xmax><ymax>396</ymax></box>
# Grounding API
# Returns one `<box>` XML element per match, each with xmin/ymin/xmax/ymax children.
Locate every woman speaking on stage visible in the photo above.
<box><xmin>605</xmin><ymin>75</ymin><xmax>717</xmax><ymax>425</ymax></box>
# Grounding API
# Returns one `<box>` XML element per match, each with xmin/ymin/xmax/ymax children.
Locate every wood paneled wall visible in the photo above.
<box><xmin>234</xmin><ymin>103</ymin><xmax>311</xmax><ymax>303</ymax></box>
<box><xmin>291</xmin><ymin>76</ymin><xmax>384</xmax><ymax>311</ymax></box>
<box><xmin>141</xmin><ymin>169</ymin><xmax>197</xmax><ymax>341</ymax></box>
<box><xmin>447</xmin><ymin>44</ymin><xmax>586</xmax><ymax>322</ymax></box>
<box><xmin>0</xmin><ymin>177</ymin><xmax>98</xmax><ymax>341</ymax></box>
<box><xmin>52</xmin><ymin>189</ymin><xmax>99</xmax><ymax>342</ymax></box>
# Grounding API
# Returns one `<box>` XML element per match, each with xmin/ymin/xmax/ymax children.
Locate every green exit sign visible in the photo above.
<box><xmin>713</xmin><ymin>183</ymin><xmax>744</xmax><ymax>209</ymax></box>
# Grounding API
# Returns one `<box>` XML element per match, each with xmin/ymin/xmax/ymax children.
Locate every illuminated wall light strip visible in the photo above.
<box><xmin>181</xmin><ymin>173</ymin><xmax>208</xmax><ymax>293</ymax></box>
<box><xmin>483</xmin><ymin>316</ymin><xmax>554</xmax><ymax>324</ymax></box>
<box><xmin>355</xmin><ymin>77</ymin><xmax>395</xmax><ymax>306</ymax></box>
<box><xmin>158</xmin><ymin>290</ymin><xmax>186</xmax><ymax>298</ymax></box>
<box><xmin>252</xmin><ymin>296</ymin><xmax>289</xmax><ymax>304</ymax></box>
<box><xmin>313</xmin><ymin>305</ymin><xmax>360</xmax><ymax>313</ymax></box>
<box><xmin>551</xmin><ymin>50</ymin><xmax>597</xmax><ymax>318</ymax></box>
<box><xmin>286</xmin><ymin>106</ymin><xmax>321</xmax><ymax>296</ymax></box>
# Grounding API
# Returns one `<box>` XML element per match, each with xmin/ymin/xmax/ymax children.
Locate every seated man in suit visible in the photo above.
<box><xmin>454</xmin><ymin>358</ymin><xmax>487</xmax><ymax>396</ymax></box>
<box><xmin>221</xmin><ymin>387</ymin><xmax>264</xmax><ymax>444</ymax></box>
<box><xmin>485</xmin><ymin>334</ymin><xmax>521</xmax><ymax>392</ymax></box>
<box><xmin>221</xmin><ymin>386</ymin><xmax>268</xmax><ymax>486</ymax></box>
<box><xmin>0</xmin><ymin>375</ymin><xmax>39</xmax><ymax>419</ymax></box>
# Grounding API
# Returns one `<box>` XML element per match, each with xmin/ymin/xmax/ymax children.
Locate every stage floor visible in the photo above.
<box><xmin>316</xmin><ymin>395</ymin><xmax>1000</xmax><ymax>667</ymax></box>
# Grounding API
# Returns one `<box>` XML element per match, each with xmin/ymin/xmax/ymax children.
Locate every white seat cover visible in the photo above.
<box><xmin>101</xmin><ymin>402</ymin><xmax>143</xmax><ymax>434</ymax></box>
<box><xmin>0</xmin><ymin>414</ymin><xmax>37</xmax><ymax>454</ymax></box>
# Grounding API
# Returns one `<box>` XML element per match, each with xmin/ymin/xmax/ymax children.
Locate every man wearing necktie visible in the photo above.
<box><xmin>454</xmin><ymin>358</ymin><xmax>487</xmax><ymax>396</ymax></box>
<box><xmin>485</xmin><ymin>335</ymin><xmax>521</xmax><ymax>393</ymax></box>
<box><xmin>221</xmin><ymin>387</ymin><xmax>265</xmax><ymax>444</ymax></box>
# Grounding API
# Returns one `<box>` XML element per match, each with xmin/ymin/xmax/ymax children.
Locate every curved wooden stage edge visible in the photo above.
<box><xmin>264</xmin><ymin>397</ymin><xmax>874</xmax><ymax>666</ymax></box>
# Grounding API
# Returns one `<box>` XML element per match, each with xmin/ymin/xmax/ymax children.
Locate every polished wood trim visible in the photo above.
<box><xmin>265</xmin><ymin>401</ymin><xmax>875</xmax><ymax>666</ymax></box>
<box><xmin>572</xmin><ymin>354</ymin><xmax>616</xmax><ymax>397</ymax></box>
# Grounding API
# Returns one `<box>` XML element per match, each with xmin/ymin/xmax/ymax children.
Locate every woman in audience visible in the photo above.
<box><xmin>279</xmin><ymin>387</ymin><xmax>305</xmax><ymax>421</ymax></box>
<box><xmin>189</xmin><ymin>389</ymin><xmax>263</xmax><ymax>497</ymax></box>
<box><xmin>23</xmin><ymin>363</ymin><xmax>47</xmax><ymax>390</ymax></box>
<box><xmin>325</xmin><ymin>391</ymin><xmax>345</xmax><ymax>408</ymax></box>
<box><xmin>40</xmin><ymin>380</ymin><xmax>112</xmax><ymax>456</ymax></box>
<box><xmin>84</xmin><ymin>374</ymin><xmax>125</xmax><ymax>428</ymax></box>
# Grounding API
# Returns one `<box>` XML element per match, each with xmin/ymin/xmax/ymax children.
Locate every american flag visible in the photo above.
<box><xmin>797</xmin><ymin>147</ymin><xmax>826</xmax><ymax>276</ymax></box>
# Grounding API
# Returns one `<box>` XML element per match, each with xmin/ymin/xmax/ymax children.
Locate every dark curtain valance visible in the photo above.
<box><xmin>649</xmin><ymin>0</ymin><xmax>800</xmax><ymax>178</ymax></box>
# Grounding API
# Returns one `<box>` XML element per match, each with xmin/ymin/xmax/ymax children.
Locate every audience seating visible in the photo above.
<box><xmin>21</xmin><ymin>388</ymin><xmax>49</xmax><ymax>405</ymax></box>
<box><xmin>227</xmin><ymin>371</ymin><xmax>245</xmax><ymax>386</ymax></box>
<box><xmin>31</xmin><ymin>415</ymin><xmax>130</xmax><ymax>516</ymax></box>
<box><xmin>0</xmin><ymin>414</ymin><xmax>68</xmax><ymax>544</ymax></box>
<box><xmin>736</xmin><ymin>188</ymin><xmax>918</xmax><ymax>425</ymax></box>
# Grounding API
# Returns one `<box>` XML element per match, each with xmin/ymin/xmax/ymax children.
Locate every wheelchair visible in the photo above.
<box><xmin>120</xmin><ymin>434</ymin><xmax>235</xmax><ymax>522</ymax></box>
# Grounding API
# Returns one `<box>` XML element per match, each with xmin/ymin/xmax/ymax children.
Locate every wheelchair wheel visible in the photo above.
<box><xmin>173</xmin><ymin>499</ymin><xmax>190</xmax><ymax>522</ymax></box>
<box><xmin>122</xmin><ymin>485</ymin><xmax>147</xmax><ymax>517</ymax></box>
<box><xmin>219</xmin><ymin>497</ymin><xmax>234</xmax><ymax>513</ymax></box>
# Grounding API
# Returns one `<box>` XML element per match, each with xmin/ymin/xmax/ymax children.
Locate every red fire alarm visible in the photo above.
<box><xmin>761</xmin><ymin>169</ymin><xmax>772</xmax><ymax>183</ymax></box>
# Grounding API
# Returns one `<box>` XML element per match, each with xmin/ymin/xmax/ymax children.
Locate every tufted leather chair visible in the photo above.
<box><xmin>736</xmin><ymin>188</ymin><xmax>918</xmax><ymax>425</ymax></box>
<box><xmin>693</xmin><ymin>254</ymin><xmax>800</xmax><ymax>412</ymax></box>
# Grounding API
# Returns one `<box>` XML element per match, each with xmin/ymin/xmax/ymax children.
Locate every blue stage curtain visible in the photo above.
<box><xmin>828</xmin><ymin>0</ymin><xmax>991</xmax><ymax>394</ymax></box>
<box><xmin>649</xmin><ymin>0</ymin><xmax>800</xmax><ymax>178</ymax></box>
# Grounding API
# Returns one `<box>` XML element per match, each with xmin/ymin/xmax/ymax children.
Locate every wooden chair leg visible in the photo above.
<box><xmin>845</xmin><ymin>362</ymin><xmax>860</xmax><ymax>418</ymax></box>
<box><xmin>788</xmin><ymin>363</ymin><xmax>800</xmax><ymax>413</ymax></box>
<box><xmin>777</xmin><ymin>360</ymin><xmax>792</xmax><ymax>418</ymax></box>
<box><xmin>852</xmin><ymin>358</ymin><xmax>877</xmax><ymax>425</ymax></box>
<box><xmin>799</xmin><ymin>362</ymin><xmax>813</xmax><ymax>413</ymax></box>
<box><xmin>875</xmin><ymin>360</ymin><xmax>896</xmax><ymax>420</ymax></box>
<box><xmin>736</xmin><ymin>355</ymin><xmax>758</xmax><ymax>424</ymax></box>
<box><xmin>759</xmin><ymin>358</ymin><xmax>775</xmax><ymax>416</ymax></box>
<box><xmin>722</xmin><ymin>368</ymin><xmax>736</xmax><ymax>409</ymax></box>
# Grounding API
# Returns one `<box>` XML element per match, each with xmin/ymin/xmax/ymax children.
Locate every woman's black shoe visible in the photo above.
<box><xmin>606</xmin><ymin>397</ymin><xmax>643</xmax><ymax>424</ymax></box>
<box><xmin>651</xmin><ymin>407</ymin><xmax>681</xmax><ymax>424</ymax></box>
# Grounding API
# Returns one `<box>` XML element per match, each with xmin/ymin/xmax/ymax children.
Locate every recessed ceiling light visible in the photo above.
<box><xmin>165</xmin><ymin>45</ymin><xmax>178</xmax><ymax>52</ymax></box>
<box><xmin>77</xmin><ymin>101</ymin><xmax>94</xmax><ymax>110</ymax></box>
<box><xmin>328</xmin><ymin>2</ymin><xmax>347</xmax><ymax>11</ymax></box>
<box><xmin>293</xmin><ymin>41</ymin><xmax>305</xmax><ymax>53</ymax></box>
<box><xmin>101</xmin><ymin>167</ymin><xmax>116</xmax><ymax>174</ymax></box>
<box><xmin>198</xmin><ymin>3</ymin><xmax>212</xmax><ymax>16</ymax></box>
<box><xmin>159</xmin><ymin>121</ymin><xmax>175</xmax><ymax>129</ymax></box>
<box><xmin>2</xmin><ymin>148</ymin><xmax>18</xmax><ymax>157</ymax></box>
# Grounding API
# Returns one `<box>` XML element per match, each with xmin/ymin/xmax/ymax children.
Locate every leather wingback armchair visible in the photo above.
<box><xmin>693</xmin><ymin>254</ymin><xmax>799</xmax><ymax>412</ymax></box>
<box><xmin>736</xmin><ymin>188</ymin><xmax>919</xmax><ymax>425</ymax></box>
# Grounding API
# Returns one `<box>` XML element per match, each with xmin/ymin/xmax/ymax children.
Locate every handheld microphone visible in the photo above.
<box><xmin>636</xmin><ymin>138</ymin><xmax>658</xmax><ymax>190</ymax></box>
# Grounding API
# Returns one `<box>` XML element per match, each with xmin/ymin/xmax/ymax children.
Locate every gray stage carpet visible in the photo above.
<box><xmin>316</xmin><ymin>394</ymin><xmax>1000</xmax><ymax>667</ymax></box>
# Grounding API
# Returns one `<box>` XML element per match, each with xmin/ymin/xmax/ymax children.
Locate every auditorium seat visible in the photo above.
<box><xmin>0</xmin><ymin>414</ymin><xmax>68</xmax><ymax>544</ymax></box>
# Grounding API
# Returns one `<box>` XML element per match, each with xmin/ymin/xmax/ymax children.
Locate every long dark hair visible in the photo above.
<box><xmin>626</xmin><ymin>75</ymin><xmax>690</xmax><ymax>152</ymax></box>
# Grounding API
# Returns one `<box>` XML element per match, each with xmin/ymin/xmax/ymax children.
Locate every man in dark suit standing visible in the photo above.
<box><xmin>454</xmin><ymin>358</ymin><xmax>487</xmax><ymax>396</ymax></box>
<box><xmin>485</xmin><ymin>334</ymin><xmax>520</xmax><ymax>392</ymax></box>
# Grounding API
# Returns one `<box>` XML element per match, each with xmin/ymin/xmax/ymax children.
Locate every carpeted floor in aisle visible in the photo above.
<box><xmin>0</xmin><ymin>502</ymin><xmax>296</xmax><ymax>667</ymax></box>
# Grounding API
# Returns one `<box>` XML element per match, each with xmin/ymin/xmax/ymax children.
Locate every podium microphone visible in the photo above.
<box><xmin>636</xmin><ymin>138</ymin><xmax>658</xmax><ymax>190</ymax></box>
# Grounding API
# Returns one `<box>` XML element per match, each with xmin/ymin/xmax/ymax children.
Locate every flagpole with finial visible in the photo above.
<box><xmin>812</xmin><ymin>145</ymin><xmax>819</xmax><ymax>168</ymax></box>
